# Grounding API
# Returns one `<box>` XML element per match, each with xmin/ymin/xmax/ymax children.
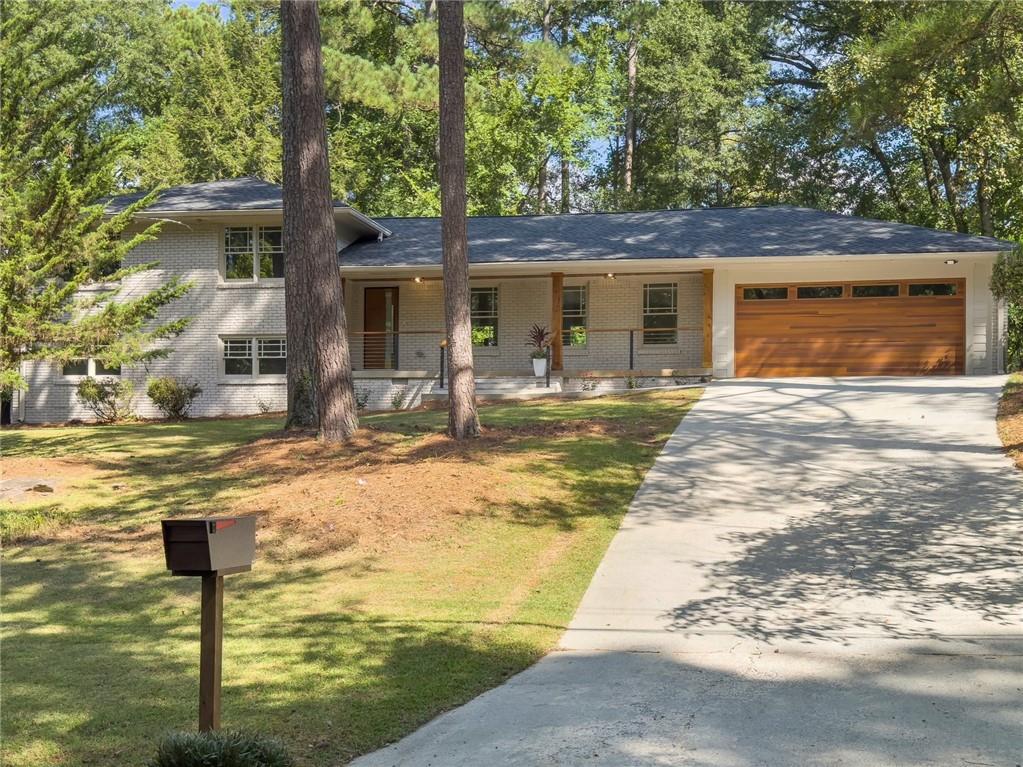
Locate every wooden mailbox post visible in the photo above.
<box><xmin>161</xmin><ymin>517</ymin><xmax>256</xmax><ymax>731</ymax></box>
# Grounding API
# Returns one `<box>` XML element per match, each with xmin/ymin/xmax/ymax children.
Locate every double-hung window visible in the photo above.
<box><xmin>61</xmin><ymin>359</ymin><xmax>121</xmax><ymax>376</ymax></box>
<box><xmin>224</xmin><ymin>227</ymin><xmax>284</xmax><ymax>282</ymax></box>
<box><xmin>562</xmin><ymin>286</ymin><xmax>587</xmax><ymax>346</ymax></box>
<box><xmin>223</xmin><ymin>336</ymin><xmax>288</xmax><ymax>377</ymax></box>
<box><xmin>258</xmin><ymin>228</ymin><xmax>284</xmax><ymax>279</ymax></box>
<box><xmin>257</xmin><ymin>338</ymin><xmax>287</xmax><ymax>374</ymax></box>
<box><xmin>470</xmin><ymin>287</ymin><xmax>498</xmax><ymax>347</ymax></box>
<box><xmin>642</xmin><ymin>283</ymin><xmax>678</xmax><ymax>345</ymax></box>
<box><xmin>223</xmin><ymin>339</ymin><xmax>254</xmax><ymax>375</ymax></box>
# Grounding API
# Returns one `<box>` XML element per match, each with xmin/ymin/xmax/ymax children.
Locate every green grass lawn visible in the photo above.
<box><xmin>1</xmin><ymin>390</ymin><xmax>699</xmax><ymax>766</ymax></box>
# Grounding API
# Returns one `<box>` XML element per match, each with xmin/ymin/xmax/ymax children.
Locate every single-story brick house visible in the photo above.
<box><xmin>12</xmin><ymin>177</ymin><xmax>1015</xmax><ymax>423</ymax></box>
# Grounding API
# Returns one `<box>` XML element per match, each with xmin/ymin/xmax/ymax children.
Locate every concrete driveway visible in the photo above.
<box><xmin>354</xmin><ymin>377</ymin><xmax>1023</xmax><ymax>766</ymax></box>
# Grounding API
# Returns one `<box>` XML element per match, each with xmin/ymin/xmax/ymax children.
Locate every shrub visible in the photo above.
<box><xmin>147</xmin><ymin>377</ymin><xmax>202</xmax><ymax>419</ymax></box>
<box><xmin>355</xmin><ymin>388</ymin><xmax>370</xmax><ymax>410</ymax></box>
<box><xmin>1008</xmin><ymin>302</ymin><xmax>1022</xmax><ymax>372</ymax></box>
<box><xmin>991</xmin><ymin>249</ymin><xmax>1023</xmax><ymax>371</ymax></box>
<box><xmin>149</xmin><ymin>731</ymin><xmax>293</xmax><ymax>767</ymax></box>
<box><xmin>390</xmin><ymin>387</ymin><xmax>407</xmax><ymax>410</ymax></box>
<box><xmin>76</xmin><ymin>377</ymin><xmax>135</xmax><ymax>422</ymax></box>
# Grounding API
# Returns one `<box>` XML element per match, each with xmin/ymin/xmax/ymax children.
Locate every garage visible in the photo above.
<box><xmin>735</xmin><ymin>279</ymin><xmax>965</xmax><ymax>377</ymax></box>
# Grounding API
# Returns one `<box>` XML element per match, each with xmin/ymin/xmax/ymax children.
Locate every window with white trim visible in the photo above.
<box><xmin>258</xmin><ymin>228</ymin><xmax>284</xmax><ymax>279</ymax></box>
<box><xmin>223</xmin><ymin>339</ymin><xmax>253</xmax><ymax>375</ymax></box>
<box><xmin>562</xmin><ymin>286</ymin><xmax>587</xmax><ymax>346</ymax></box>
<box><xmin>642</xmin><ymin>283</ymin><xmax>677</xmax><ymax>345</ymax></box>
<box><xmin>224</xmin><ymin>226</ymin><xmax>285</xmax><ymax>281</ymax></box>
<box><xmin>257</xmin><ymin>338</ymin><xmax>287</xmax><ymax>375</ymax></box>
<box><xmin>222</xmin><ymin>337</ymin><xmax>287</xmax><ymax>377</ymax></box>
<box><xmin>61</xmin><ymin>359</ymin><xmax>121</xmax><ymax>376</ymax></box>
<box><xmin>470</xmin><ymin>287</ymin><xmax>498</xmax><ymax>347</ymax></box>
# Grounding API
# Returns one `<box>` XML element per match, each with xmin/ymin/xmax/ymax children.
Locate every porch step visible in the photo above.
<box><xmin>428</xmin><ymin>376</ymin><xmax>563</xmax><ymax>402</ymax></box>
<box><xmin>473</xmin><ymin>376</ymin><xmax>562</xmax><ymax>393</ymax></box>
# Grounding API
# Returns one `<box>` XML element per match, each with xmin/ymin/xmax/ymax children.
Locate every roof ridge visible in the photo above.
<box><xmin>370</xmin><ymin>205</ymin><xmax>790</xmax><ymax>222</ymax></box>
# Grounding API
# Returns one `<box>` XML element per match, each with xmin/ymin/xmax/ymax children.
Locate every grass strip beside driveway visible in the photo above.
<box><xmin>1</xmin><ymin>390</ymin><xmax>699</xmax><ymax>766</ymax></box>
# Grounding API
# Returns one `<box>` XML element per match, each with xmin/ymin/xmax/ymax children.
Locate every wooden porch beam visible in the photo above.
<box><xmin>551</xmin><ymin>271</ymin><xmax>564</xmax><ymax>370</ymax></box>
<box><xmin>701</xmin><ymin>269</ymin><xmax>714</xmax><ymax>369</ymax></box>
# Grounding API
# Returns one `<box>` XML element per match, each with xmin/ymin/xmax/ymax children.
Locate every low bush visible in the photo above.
<box><xmin>75</xmin><ymin>377</ymin><xmax>135</xmax><ymax>422</ymax></box>
<box><xmin>149</xmin><ymin>731</ymin><xmax>294</xmax><ymax>767</ymax></box>
<box><xmin>147</xmin><ymin>376</ymin><xmax>202</xmax><ymax>419</ymax></box>
<box><xmin>355</xmin><ymin>388</ymin><xmax>370</xmax><ymax>410</ymax></box>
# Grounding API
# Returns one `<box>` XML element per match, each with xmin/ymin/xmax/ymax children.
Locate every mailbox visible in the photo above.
<box><xmin>161</xmin><ymin>517</ymin><xmax>256</xmax><ymax>576</ymax></box>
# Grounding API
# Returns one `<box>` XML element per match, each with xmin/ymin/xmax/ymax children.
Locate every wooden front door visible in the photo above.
<box><xmin>364</xmin><ymin>287</ymin><xmax>399</xmax><ymax>369</ymax></box>
<box><xmin>735</xmin><ymin>279</ymin><xmax>966</xmax><ymax>377</ymax></box>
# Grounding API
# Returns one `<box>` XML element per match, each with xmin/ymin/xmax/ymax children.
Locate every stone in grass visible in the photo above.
<box><xmin>29</xmin><ymin>483</ymin><xmax>54</xmax><ymax>493</ymax></box>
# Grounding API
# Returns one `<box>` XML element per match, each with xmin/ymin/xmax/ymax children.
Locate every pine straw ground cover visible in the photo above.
<box><xmin>998</xmin><ymin>373</ymin><xmax>1023</xmax><ymax>471</ymax></box>
<box><xmin>0</xmin><ymin>389</ymin><xmax>699</xmax><ymax>766</ymax></box>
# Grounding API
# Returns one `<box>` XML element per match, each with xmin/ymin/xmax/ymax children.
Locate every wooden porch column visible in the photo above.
<box><xmin>701</xmin><ymin>269</ymin><xmax>714</xmax><ymax>369</ymax></box>
<box><xmin>551</xmin><ymin>272</ymin><xmax>564</xmax><ymax>370</ymax></box>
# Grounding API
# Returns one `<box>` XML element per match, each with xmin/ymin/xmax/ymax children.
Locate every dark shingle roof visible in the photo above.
<box><xmin>341</xmin><ymin>206</ymin><xmax>1014</xmax><ymax>267</ymax></box>
<box><xmin>104</xmin><ymin>177</ymin><xmax>349</xmax><ymax>213</ymax></box>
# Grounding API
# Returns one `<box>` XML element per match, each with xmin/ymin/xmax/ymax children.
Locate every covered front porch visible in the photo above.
<box><xmin>343</xmin><ymin>268</ymin><xmax>713</xmax><ymax>371</ymax></box>
<box><xmin>340</xmin><ymin>267</ymin><xmax>713</xmax><ymax>409</ymax></box>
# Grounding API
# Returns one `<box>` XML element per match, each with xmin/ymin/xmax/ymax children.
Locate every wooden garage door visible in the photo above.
<box><xmin>735</xmin><ymin>279</ymin><xmax>965</xmax><ymax>377</ymax></box>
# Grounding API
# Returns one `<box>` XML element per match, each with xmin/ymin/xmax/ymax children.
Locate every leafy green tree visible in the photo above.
<box><xmin>595</xmin><ymin>0</ymin><xmax>767</xmax><ymax>210</ymax></box>
<box><xmin>992</xmin><ymin>249</ymin><xmax>1023</xmax><ymax>370</ymax></box>
<box><xmin>0</xmin><ymin>0</ymin><xmax>190</xmax><ymax>394</ymax></box>
<box><xmin>125</xmin><ymin>1</ymin><xmax>283</xmax><ymax>187</ymax></box>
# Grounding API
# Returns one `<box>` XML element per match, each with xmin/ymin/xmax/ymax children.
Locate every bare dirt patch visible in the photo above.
<box><xmin>0</xmin><ymin>457</ymin><xmax>99</xmax><ymax>502</ymax></box>
<box><xmin>220</xmin><ymin>416</ymin><xmax>656</xmax><ymax>561</ymax></box>
<box><xmin>997</xmin><ymin>376</ymin><xmax>1023</xmax><ymax>471</ymax></box>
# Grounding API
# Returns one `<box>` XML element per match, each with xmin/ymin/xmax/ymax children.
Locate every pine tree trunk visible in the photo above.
<box><xmin>281</xmin><ymin>0</ymin><xmax>358</xmax><ymax>442</ymax></box>
<box><xmin>929</xmin><ymin>138</ymin><xmax>968</xmax><ymax>233</ymax></box>
<box><xmin>536</xmin><ymin>0</ymin><xmax>552</xmax><ymax>214</ymax></box>
<box><xmin>438</xmin><ymin>0</ymin><xmax>480</xmax><ymax>440</ymax></box>
<box><xmin>978</xmin><ymin>158</ymin><xmax>994</xmax><ymax>237</ymax></box>
<box><xmin>918</xmin><ymin>146</ymin><xmax>943</xmax><ymax>217</ymax></box>
<box><xmin>624</xmin><ymin>32</ymin><xmax>637</xmax><ymax>196</ymax></box>
<box><xmin>868</xmin><ymin>138</ymin><xmax>909</xmax><ymax>218</ymax></box>
<box><xmin>537</xmin><ymin>160</ymin><xmax>547</xmax><ymax>214</ymax></box>
<box><xmin>561</xmin><ymin>155</ymin><xmax>570</xmax><ymax>213</ymax></box>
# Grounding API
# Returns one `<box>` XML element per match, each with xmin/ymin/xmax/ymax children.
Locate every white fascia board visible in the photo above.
<box><xmin>120</xmin><ymin>205</ymin><xmax>391</xmax><ymax>234</ymax></box>
<box><xmin>338</xmin><ymin>250</ymin><xmax>1007</xmax><ymax>278</ymax></box>
<box><xmin>339</xmin><ymin>207</ymin><xmax>392</xmax><ymax>238</ymax></box>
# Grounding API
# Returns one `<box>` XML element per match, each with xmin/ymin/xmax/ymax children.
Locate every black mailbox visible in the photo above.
<box><xmin>161</xmin><ymin>517</ymin><xmax>256</xmax><ymax>576</ymax></box>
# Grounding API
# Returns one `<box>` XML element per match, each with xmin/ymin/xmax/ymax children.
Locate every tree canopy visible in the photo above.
<box><xmin>4</xmin><ymin>0</ymin><xmax>1021</xmax><ymax>376</ymax></box>
<box><xmin>69</xmin><ymin>0</ymin><xmax>1017</xmax><ymax>243</ymax></box>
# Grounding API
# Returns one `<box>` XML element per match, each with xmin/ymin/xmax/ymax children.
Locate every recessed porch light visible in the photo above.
<box><xmin>944</xmin><ymin>259</ymin><xmax>958</xmax><ymax>265</ymax></box>
<box><xmin>413</xmin><ymin>276</ymin><xmax>423</xmax><ymax>283</ymax></box>
<box><xmin>605</xmin><ymin>272</ymin><xmax>616</xmax><ymax>279</ymax></box>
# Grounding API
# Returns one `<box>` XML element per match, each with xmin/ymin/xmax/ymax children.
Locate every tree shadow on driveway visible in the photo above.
<box><xmin>665</xmin><ymin>462</ymin><xmax>1023</xmax><ymax>643</ymax></box>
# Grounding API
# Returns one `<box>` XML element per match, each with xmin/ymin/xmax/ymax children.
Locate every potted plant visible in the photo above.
<box><xmin>527</xmin><ymin>324</ymin><xmax>552</xmax><ymax>376</ymax></box>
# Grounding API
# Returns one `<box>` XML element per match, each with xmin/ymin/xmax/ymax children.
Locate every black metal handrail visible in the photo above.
<box><xmin>561</xmin><ymin>326</ymin><xmax>699</xmax><ymax>370</ymax></box>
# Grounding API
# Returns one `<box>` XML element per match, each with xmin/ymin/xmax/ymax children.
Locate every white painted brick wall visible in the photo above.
<box><xmin>345</xmin><ymin>273</ymin><xmax>705</xmax><ymax>376</ymax></box>
<box><xmin>22</xmin><ymin>222</ymin><xmax>290</xmax><ymax>423</ymax></box>
<box><xmin>20</xmin><ymin>225</ymin><xmax>709</xmax><ymax>424</ymax></box>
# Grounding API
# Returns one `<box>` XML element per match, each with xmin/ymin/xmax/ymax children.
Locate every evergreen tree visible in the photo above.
<box><xmin>0</xmin><ymin>0</ymin><xmax>190</xmax><ymax>394</ymax></box>
<box><xmin>125</xmin><ymin>0</ymin><xmax>283</xmax><ymax>187</ymax></box>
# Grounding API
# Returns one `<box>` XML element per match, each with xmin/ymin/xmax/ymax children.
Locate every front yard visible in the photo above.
<box><xmin>998</xmin><ymin>372</ymin><xmax>1023</xmax><ymax>470</ymax></box>
<box><xmin>1</xmin><ymin>390</ymin><xmax>699</xmax><ymax>766</ymax></box>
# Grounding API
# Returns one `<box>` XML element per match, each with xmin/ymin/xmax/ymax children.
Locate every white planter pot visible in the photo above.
<box><xmin>532</xmin><ymin>357</ymin><xmax>547</xmax><ymax>377</ymax></box>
